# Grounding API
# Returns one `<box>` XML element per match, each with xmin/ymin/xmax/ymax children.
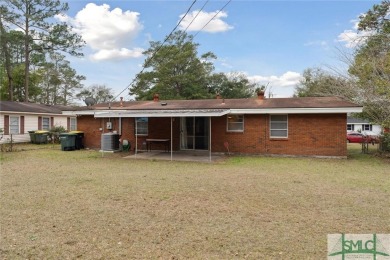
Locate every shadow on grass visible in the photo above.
<box><xmin>347</xmin><ymin>143</ymin><xmax>387</xmax><ymax>162</ymax></box>
<box><xmin>0</xmin><ymin>142</ymin><xmax>61</xmax><ymax>153</ymax></box>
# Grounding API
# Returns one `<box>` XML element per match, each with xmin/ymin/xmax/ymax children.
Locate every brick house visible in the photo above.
<box><xmin>63</xmin><ymin>94</ymin><xmax>362</xmax><ymax>158</ymax></box>
<box><xmin>0</xmin><ymin>101</ymin><xmax>78</xmax><ymax>144</ymax></box>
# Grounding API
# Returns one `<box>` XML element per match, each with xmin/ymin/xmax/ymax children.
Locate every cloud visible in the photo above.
<box><xmin>304</xmin><ymin>40</ymin><xmax>328</xmax><ymax>47</ymax></box>
<box><xmin>178</xmin><ymin>10</ymin><xmax>233</xmax><ymax>33</ymax></box>
<box><xmin>337</xmin><ymin>17</ymin><xmax>373</xmax><ymax>48</ymax></box>
<box><xmin>247</xmin><ymin>71</ymin><xmax>303</xmax><ymax>98</ymax></box>
<box><xmin>57</xmin><ymin>3</ymin><xmax>144</xmax><ymax>61</ymax></box>
<box><xmin>90</xmin><ymin>48</ymin><xmax>144</xmax><ymax>61</ymax></box>
<box><xmin>248</xmin><ymin>71</ymin><xmax>302</xmax><ymax>87</ymax></box>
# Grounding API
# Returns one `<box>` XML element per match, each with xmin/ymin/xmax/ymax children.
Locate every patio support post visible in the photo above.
<box><xmin>209</xmin><ymin>117</ymin><xmax>211</xmax><ymax>162</ymax></box>
<box><xmin>135</xmin><ymin>118</ymin><xmax>137</xmax><ymax>158</ymax></box>
<box><xmin>171</xmin><ymin>117</ymin><xmax>173</xmax><ymax>161</ymax></box>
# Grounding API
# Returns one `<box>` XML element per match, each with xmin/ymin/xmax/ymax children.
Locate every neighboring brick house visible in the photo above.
<box><xmin>0</xmin><ymin>101</ymin><xmax>78</xmax><ymax>144</ymax></box>
<box><xmin>63</xmin><ymin>94</ymin><xmax>362</xmax><ymax>158</ymax></box>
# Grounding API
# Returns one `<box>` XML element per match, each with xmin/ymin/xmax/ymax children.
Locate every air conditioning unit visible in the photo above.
<box><xmin>106</xmin><ymin>122</ymin><xmax>112</xmax><ymax>130</ymax></box>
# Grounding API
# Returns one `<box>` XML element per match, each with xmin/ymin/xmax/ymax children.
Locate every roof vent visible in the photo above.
<box><xmin>161</xmin><ymin>102</ymin><xmax>167</xmax><ymax>106</ymax></box>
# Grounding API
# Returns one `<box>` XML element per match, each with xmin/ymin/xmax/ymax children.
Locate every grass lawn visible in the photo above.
<box><xmin>0</xmin><ymin>143</ymin><xmax>389</xmax><ymax>259</ymax></box>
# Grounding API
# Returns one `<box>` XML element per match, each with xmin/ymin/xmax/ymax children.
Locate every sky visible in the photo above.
<box><xmin>58</xmin><ymin>0</ymin><xmax>381</xmax><ymax>100</ymax></box>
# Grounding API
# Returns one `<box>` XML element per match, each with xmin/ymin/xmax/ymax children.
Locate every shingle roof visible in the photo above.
<box><xmin>347</xmin><ymin>117</ymin><xmax>370</xmax><ymax>124</ymax></box>
<box><xmin>83</xmin><ymin>96</ymin><xmax>361</xmax><ymax>110</ymax></box>
<box><xmin>0</xmin><ymin>101</ymin><xmax>79</xmax><ymax>114</ymax></box>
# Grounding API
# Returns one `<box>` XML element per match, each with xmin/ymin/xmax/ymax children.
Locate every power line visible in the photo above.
<box><xmin>194</xmin><ymin>0</ymin><xmax>232</xmax><ymax>38</ymax></box>
<box><xmin>111</xmin><ymin>0</ymin><xmax>197</xmax><ymax>102</ymax></box>
<box><xmin>144</xmin><ymin>0</ymin><xmax>198</xmax><ymax>67</ymax></box>
<box><xmin>112</xmin><ymin>0</ymin><xmax>232</xmax><ymax>102</ymax></box>
<box><xmin>184</xmin><ymin>0</ymin><xmax>210</xmax><ymax>32</ymax></box>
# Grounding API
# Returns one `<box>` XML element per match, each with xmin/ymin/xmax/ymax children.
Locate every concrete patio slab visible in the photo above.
<box><xmin>123</xmin><ymin>150</ymin><xmax>226</xmax><ymax>163</ymax></box>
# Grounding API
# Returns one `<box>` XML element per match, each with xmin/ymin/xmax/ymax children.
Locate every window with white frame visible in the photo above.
<box><xmin>362</xmin><ymin>124</ymin><xmax>372</xmax><ymax>131</ymax></box>
<box><xmin>136</xmin><ymin>117</ymin><xmax>148</xmax><ymax>135</ymax></box>
<box><xmin>9</xmin><ymin>116</ymin><xmax>19</xmax><ymax>134</ymax></box>
<box><xmin>227</xmin><ymin>115</ymin><xmax>244</xmax><ymax>132</ymax></box>
<box><xmin>347</xmin><ymin>124</ymin><xmax>354</xmax><ymax>131</ymax></box>
<box><xmin>70</xmin><ymin>118</ymin><xmax>77</xmax><ymax>131</ymax></box>
<box><xmin>42</xmin><ymin>117</ymin><xmax>50</xmax><ymax>130</ymax></box>
<box><xmin>270</xmin><ymin>115</ymin><xmax>288</xmax><ymax>138</ymax></box>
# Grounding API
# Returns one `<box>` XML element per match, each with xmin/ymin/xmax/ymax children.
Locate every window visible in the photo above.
<box><xmin>347</xmin><ymin>124</ymin><xmax>354</xmax><ymax>131</ymax></box>
<box><xmin>9</xmin><ymin>116</ymin><xmax>19</xmax><ymax>134</ymax></box>
<box><xmin>70</xmin><ymin>118</ymin><xmax>77</xmax><ymax>131</ymax></box>
<box><xmin>42</xmin><ymin>117</ymin><xmax>50</xmax><ymax>130</ymax></box>
<box><xmin>136</xmin><ymin>117</ymin><xmax>148</xmax><ymax>135</ymax></box>
<box><xmin>227</xmin><ymin>115</ymin><xmax>244</xmax><ymax>132</ymax></box>
<box><xmin>270</xmin><ymin>115</ymin><xmax>288</xmax><ymax>138</ymax></box>
<box><xmin>362</xmin><ymin>124</ymin><xmax>372</xmax><ymax>131</ymax></box>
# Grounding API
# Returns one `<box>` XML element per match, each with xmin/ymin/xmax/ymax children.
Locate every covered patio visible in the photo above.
<box><xmin>94</xmin><ymin>109</ymin><xmax>230</xmax><ymax>162</ymax></box>
<box><xmin>123</xmin><ymin>150</ymin><xmax>226</xmax><ymax>163</ymax></box>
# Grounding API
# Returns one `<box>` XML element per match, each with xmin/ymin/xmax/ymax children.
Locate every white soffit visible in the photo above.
<box><xmin>229</xmin><ymin>107</ymin><xmax>363</xmax><ymax>114</ymax></box>
<box><xmin>65</xmin><ymin>106</ymin><xmax>363</xmax><ymax>117</ymax></box>
<box><xmin>93</xmin><ymin>109</ymin><xmax>231</xmax><ymax>118</ymax></box>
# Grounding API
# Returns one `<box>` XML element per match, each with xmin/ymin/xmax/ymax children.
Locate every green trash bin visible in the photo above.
<box><xmin>59</xmin><ymin>133</ymin><xmax>76</xmax><ymax>151</ymax></box>
<box><xmin>28</xmin><ymin>131</ymin><xmax>36</xmax><ymax>144</ymax></box>
<box><xmin>35</xmin><ymin>130</ymin><xmax>49</xmax><ymax>144</ymax></box>
<box><xmin>69</xmin><ymin>131</ymin><xmax>84</xmax><ymax>150</ymax></box>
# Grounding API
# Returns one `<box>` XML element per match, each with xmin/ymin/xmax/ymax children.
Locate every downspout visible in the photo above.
<box><xmin>119</xmin><ymin>117</ymin><xmax>122</xmax><ymax>135</ymax></box>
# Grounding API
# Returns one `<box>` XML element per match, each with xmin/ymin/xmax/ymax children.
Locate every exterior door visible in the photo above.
<box><xmin>180</xmin><ymin>117</ymin><xmax>209</xmax><ymax>150</ymax></box>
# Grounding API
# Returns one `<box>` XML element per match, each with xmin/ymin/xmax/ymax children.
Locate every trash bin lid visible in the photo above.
<box><xmin>59</xmin><ymin>133</ymin><xmax>77</xmax><ymax>136</ymax></box>
<box><xmin>35</xmin><ymin>130</ymin><xmax>49</xmax><ymax>133</ymax></box>
<box><xmin>69</xmin><ymin>131</ymin><xmax>84</xmax><ymax>134</ymax></box>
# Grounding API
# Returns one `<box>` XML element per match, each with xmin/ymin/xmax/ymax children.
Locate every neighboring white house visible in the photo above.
<box><xmin>0</xmin><ymin>101</ymin><xmax>78</xmax><ymax>144</ymax></box>
<box><xmin>347</xmin><ymin>116</ymin><xmax>382</xmax><ymax>135</ymax></box>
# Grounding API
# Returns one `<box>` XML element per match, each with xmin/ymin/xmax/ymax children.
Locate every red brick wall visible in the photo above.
<box><xmin>77</xmin><ymin>114</ymin><xmax>347</xmax><ymax>157</ymax></box>
<box><xmin>211</xmin><ymin>114</ymin><xmax>347</xmax><ymax>157</ymax></box>
<box><xmin>76</xmin><ymin>116</ymin><xmax>180</xmax><ymax>151</ymax></box>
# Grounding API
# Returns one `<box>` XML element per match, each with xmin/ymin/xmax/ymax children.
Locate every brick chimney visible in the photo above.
<box><xmin>257</xmin><ymin>91</ymin><xmax>265</xmax><ymax>100</ymax></box>
<box><xmin>153</xmin><ymin>93</ymin><xmax>159</xmax><ymax>102</ymax></box>
<box><xmin>216</xmin><ymin>93</ymin><xmax>221</xmax><ymax>99</ymax></box>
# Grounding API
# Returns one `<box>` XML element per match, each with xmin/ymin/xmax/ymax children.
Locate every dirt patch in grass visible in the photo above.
<box><xmin>1</xmin><ymin>146</ymin><xmax>389</xmax><ymax>259</ymax></box>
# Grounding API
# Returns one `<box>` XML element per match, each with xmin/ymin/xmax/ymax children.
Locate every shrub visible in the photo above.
<box><xmin>49</xmin><ymin>126</ymin><xmax>67</xmax><ymax>143</ymax></box>
<box><xmin>379</xmin><ymin>133</ymin><xmax>390</xmax><ymax>152</ymax></box>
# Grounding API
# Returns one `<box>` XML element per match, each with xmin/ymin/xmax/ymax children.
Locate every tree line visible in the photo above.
<box><xmin>0</xmin><ymin>0</ymin><xmax>115</xmax><ymax>105</ymax></box>
<box><xmin>2</xmin><ymin>0</ymin><xmax>387</xmax><ymax>130</ymax></box>
<box><xmin>130</xmin><ymin>31</ymin><xmax>258</xmax><ymax>100</ymax></box>
<box><xmin>0</xmin><ymin>1</ymin><xmax>258</xmax><ymax>105</ymax></box>
<box><xmin>295</xmin><ymin>0</ymin><xmax>390</xmax><ymax>128</ymax></box>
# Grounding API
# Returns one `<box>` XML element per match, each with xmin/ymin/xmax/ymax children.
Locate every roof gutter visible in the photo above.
<box><xmin>63</xmin><ymin>106</ymin><xmax>363</xmax><ymax>117</ymax></box>
<box><xmin>0</xmin><ymin>111</ymin><xmax>72</xmax><ymax>116</ymax></box>
<box><xmin>229</xmin><ymin>107</ymin><xmax>363</xmax><ymax>114</ymax></box>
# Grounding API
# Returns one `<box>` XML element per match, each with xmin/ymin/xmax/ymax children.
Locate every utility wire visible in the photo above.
<box><xmin>194</xmin><ymin>0</ymin><xmax>232</xmax><ymax>38</ymax></box>
<box><xmin>133</xmin><ymin>0</ymin><xmax>210</xmax><ymax>86</ymax></box>
<box><xmin>112</xmin><ymin>0</ymin><xmax>232</xmax><ymax>102</ymax></box>
<box><xmin>111</xmin><ymin>0</ymin><xmax>197</xmax><ymax>102</ymax></box>
<box><xmin>184</xmin><ymin>0</ymin><xmax>209</xmax><ymax>32</ymax></box>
